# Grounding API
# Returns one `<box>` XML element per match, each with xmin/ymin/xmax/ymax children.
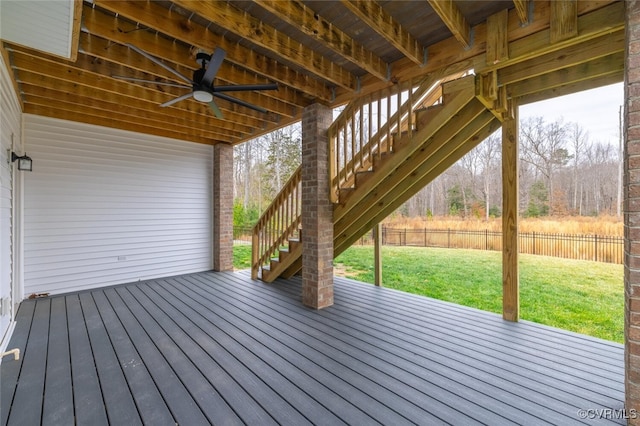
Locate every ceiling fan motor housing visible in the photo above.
<box><xmin>195</xmin><ymin>52</ymin><xmax>211</xmax><ymax>67</ymax></box>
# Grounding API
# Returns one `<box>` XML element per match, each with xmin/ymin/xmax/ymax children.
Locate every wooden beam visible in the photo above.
<box><xmin>79</xmin><ymin>28</ymin><xmax>303</xmax><ymax>114</ymax></box>
<box><xmin>14</xmin><ymin>70</ymin><xmax>247</xmax><ymax>135</ymax></box>
<box><xmin>486</xmin><ymin>9</ymin><xmax>509</xmax><ymax>65</ymax></box>
<box><xmin>335</xmin><ymin>1</ymin><xmax>621</xmax><ymax>105</ymax></box>
<box><xmin>20</xmin><ymin>85</ymin><xmax>240</xmax><ymax>140</ymax></box>
<box><xmin>517</xmin><ymin>72</ymin><xmax>622</xmax><ymax>106</ymax></box>
<box><xmin>23</xmin><ymin>94</ymin><xmax>228</xmax><ymax>142</ymax></box>
<box><xmin>428</xmin><ymin>0</ymin><xmax>472</xmax><ymax>49</ymax></box>
<box><xmin>512</xmin><ymin>0</ymin><xmax>530</xmax><ymax>25</ymax></box>
<box><xmin>257</xmin><ymin>0</ymin><xmax>388</xmax><ymax>81</ymax></box>
<box><xmin>169</xmin><ymin>0</ymin><xmax>356</xmax><ymax>91</ymax></box>
<box><xmin>8</xmin><ymin>47</ymin><xmax>271</xmax><ymax>133</ymax></box>
<box><xmin>507</xmin><ymin>51</ymin><xmax>624</xmax><ymax>98</ymax></box>
<box><xmin>341</xmin><ymin>0</ymin><xmax>424</xmax><ymax>66</ymax></box>
<box><xmin>374</xmin><ymin>223</ymin><xmax>382</xmax><ymax>287</ymax></box>
<box><xmin>0</xmin><ymin>44</ymin><xmax>23</xmax><ymax>110</ymax></box>
<box><xmin>550</xmin><ymin>0</ymin><xmax>578</xmax><ymax>44</ymax></box>
<box><xmin>502</xmin><ymin>100</ymin><xmax>519</xmax><ymax>322</ymax></box>
<box><xmin>69</xmin><ymin>0</ymin><xmax>83</xmax><ymax>62</ymax></box>
<box><xmin>23</xmin><ymin>104</ymin><xmax>217</xmax><ymax>145</ymax></box>
<box><xmin>78</xmin><ymin>33</ymin><xmax>296</xmax><ymax>119</ymax></box>
<box><xmin>499</xmin><ymin>30</ymin><xmax>624</xmax><ymax>85</ymax></box>
<box><xmin>89</xmin><ymin>1</ymin><xmax>333</xmax><ymax>103</ymax></box>
<box><xmin>475</xmin><ymin>71</ymin><xmax>509</xmax><ymax>122</ymax></box>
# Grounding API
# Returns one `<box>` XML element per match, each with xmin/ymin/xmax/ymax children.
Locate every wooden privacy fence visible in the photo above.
<box><xmin>358</xmin><ymin>227</ymin><xmax>624</xmax><ymax>264</ymax></box>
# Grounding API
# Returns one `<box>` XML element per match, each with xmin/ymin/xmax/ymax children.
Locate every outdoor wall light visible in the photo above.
<box><xmin>11</xmin><ymin>152</ymin><xmax>33</xmax><ymax>172</ymax></box>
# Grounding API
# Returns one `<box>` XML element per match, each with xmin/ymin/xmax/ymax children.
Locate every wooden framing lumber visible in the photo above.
<box><xmin>502</xmin><ymin>100</ymin><xmax>519</xmax><ymax>322</ymax></box>
<box><xmin>170</xmin><ymin>0</ymin><xmax>356</xmax><ymax>90</ymax></box>
<box><xmin>340</xmin><ymin>0</ymin><xmax>424</xmax><ymax>66</ymax></box>
<box><xmin>428</xmin><ymin>0</ymin><xmax>472</xmax><ymax>49</ymax></box>
<box><xmin>486</xmin><ymin>9</ymin><xmax>509</xmax><ymax>65</ymax></box>
<box><xmin>257</xmin><ymin>0</ymin><xmax>388</xmax><ymax>81</ymax></box>
<box><xmin>550</xmin><ymin>0</ymin><xmax>578</xmax><ymax>44</ymax></box>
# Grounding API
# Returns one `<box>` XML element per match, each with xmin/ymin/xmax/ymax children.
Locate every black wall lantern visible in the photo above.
<box><xmin>11</xmin><ymin>152</ymin><xmax>33</xmax><ymax>172</ymax></box>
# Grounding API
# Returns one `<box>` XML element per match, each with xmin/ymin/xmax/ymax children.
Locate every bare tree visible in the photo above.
<box><xmin>520</xmin><ymin>117</ymin><xmax>571</xmax><ymax>215</ymax></box>
<box><xmin>569</xmin><ymin>123</ymin><xmax>589</xmax><ymax>214</ymax></box>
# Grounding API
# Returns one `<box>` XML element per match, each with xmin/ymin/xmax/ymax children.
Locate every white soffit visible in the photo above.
<box><xmin>0</xmin><ymin>0</ymin><xmax>76</xmax><ymax>59</ymax></box>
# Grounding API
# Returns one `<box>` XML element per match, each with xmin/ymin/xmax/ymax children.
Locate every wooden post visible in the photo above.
<box><xmin>374</xmin><ymin>223</ymin><xmax>382</xmax><ymax>287</ymax></box>
<box><xmin>502</xmin><ymin>100</ymin><xmax>519</xmax><ymax>322</ymax></box>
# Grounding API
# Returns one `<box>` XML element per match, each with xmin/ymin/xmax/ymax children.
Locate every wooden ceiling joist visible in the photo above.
<box><xmin>512</xmin><ymin>0</ymin><xmax>530</xmax><ymax>26</ymax></box>
<box><xmin>1</xmin><ymin>0</ymin><xmax>623</xmax><ymax>146</ymax></box>
<box><xmin>24</xmin><ymin>104</ymin><xmax>217</xmax><ymax>145</ymax></box>
<box><xmin>170</xmin><ymin>0</ymin><xmax>356</xmax><ymax>91</ymax></box>
<box><xmin>257</xmin><ymin>0</ymin><xmax>389</xmax><ymax>81</ymax></box>
<box><xmin>78</xmin><ymin>34</ymin><xmax>297</xmax><ymax>120</ymax></box>
<box><xmin>90</xmin><ymin>1</ymin><xmax>333</xmax><ymax>103</ymax></box>
<box><xmin>22</xmin><ymin>90</ymin><xmax>233</xmax><ymax>141</ymax></box>
<box><xmin>340</xmin><ymin>0</ymin><xmax>424</xmax><ymax>66</ymax></box>
<box><xmin>428</xmin><ymin>0</ymin><xmax>472</xmax><ymax>49</ymax></box>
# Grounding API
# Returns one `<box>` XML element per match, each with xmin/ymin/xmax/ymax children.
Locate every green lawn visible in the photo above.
<box><xmin>234</xmin><ymin>244</ymin><xmax>624</xmax><ymax>343</ymax></box>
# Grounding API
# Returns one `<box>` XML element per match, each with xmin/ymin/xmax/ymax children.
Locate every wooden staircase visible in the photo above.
<box><xmin>252</xmin><ymin>74</ymin><xmax>503</xmax><ymax>282</ymax></box>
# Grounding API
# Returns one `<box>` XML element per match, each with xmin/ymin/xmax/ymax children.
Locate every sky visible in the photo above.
<box><xmin>519</xmin><ymin>82</ymin><xmax>623</xmax><ymax>146</ymax></box>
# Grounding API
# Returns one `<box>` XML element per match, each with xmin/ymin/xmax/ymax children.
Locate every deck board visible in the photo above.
<box><xmin>1</xmin><ymin>270</ymin><xmax>626</xmax><ymax>425</ymax></box>
<box><xmin>42</xmin><ymin>297</ymin><xmax>73</xmax><ymax>425</ymax></box>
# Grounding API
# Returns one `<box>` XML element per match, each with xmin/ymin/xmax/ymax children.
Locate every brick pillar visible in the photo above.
<box><xmin>627</xmin><ymin>1</ymin><xmax>640</xmax><ymax>421</ymax></box>
<box><xmin>301</xmin><ymin>103</ymin><xmax>334</xmax><ymax>309</ymax></box>
<box><xmin>213</xmin><ymin>143</ymin><xmax>233</xmax><ymax>271</ymax></box>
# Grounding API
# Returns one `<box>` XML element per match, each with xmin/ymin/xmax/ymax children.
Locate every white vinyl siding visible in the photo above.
<box><xmin>0</xmin><ymin>52</ymin><xmax>22</xmax><ymax>345</ymax></box>
<box><xmin>0</xmin><ymin>0</ymin><xmax>75</xmax><ymax>59</ymax></box>
<box><xmin>23</xmin><ymin>115</ymin><xmax>213</xmax><ymax>295</ymax></box>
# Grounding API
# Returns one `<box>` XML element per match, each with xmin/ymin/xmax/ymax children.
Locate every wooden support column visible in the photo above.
<box><xmin>374</xmin><ymin>223</ymin><xmax>382</xmax><ymax>287</ymax></box>
<box><xmin>502</xmin><ymin>100</ymin><xmax>519</xmax><ymax>322</ymax></box>
<box><xmin>301</xmin><ymin>103</ymin><xmax>334</xmax><ymax>309</ymax></box>
<box><xmin>625</xmin><ymin>1</ymin><xmax>640</xmax><ymax>419</ymax></box>
<box><xmin>213</xmin><ymin>143</ymin><xmax>234</xmax><ymax>271</ymax></box>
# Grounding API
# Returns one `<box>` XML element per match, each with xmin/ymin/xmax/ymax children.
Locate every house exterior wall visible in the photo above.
<box><xmin>0</xmin><ymin>51</ymin><xmax>22</xmax><ymax>347</ymax></box>
<box><xmin>22</xmin><ymin>114</ymin><xmax>213</xmax><ymax>296</ymax></box>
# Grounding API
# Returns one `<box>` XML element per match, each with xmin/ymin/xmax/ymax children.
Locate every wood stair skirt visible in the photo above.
<box><xmin>255</xmin><ymin>75</ymin><xmax>502</xmax><ymax>282</ymax></box>
<box><xmin>261</xmin><ymin>232</ymin><xmax>302</xmax><ymax>282</ymax></box>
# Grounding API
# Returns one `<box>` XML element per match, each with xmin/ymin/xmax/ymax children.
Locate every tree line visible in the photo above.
<box><xmin>233</xmin><ymin>115</ymin><xmax>622</xmax><ymax>230</ymax></box>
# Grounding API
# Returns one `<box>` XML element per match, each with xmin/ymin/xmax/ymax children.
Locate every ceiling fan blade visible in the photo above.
<box><xmin>160</xmin><ymin>92</ymin><xmax>194</xmax><ymax>107</ymax></box>
<box><xmin>213</xmin><ymin>83</ymin><xmax>278</xmax><ymax>92</ymax></box>
<box><xmin>214</xmin><ymin>92</ymin><xmax>267</xmax><ymax>114</ymax></box>
<box><xmin>201</xmin><ymin>47</ymin><xmax>226</xmax><ymax>87</ymax></box>
<box><xmin>125</xmin><ymin>43</ymin><xmax>193</xmax><ymax>85</ymax></box>
<box><xmin>111</xmin><ymin>75</ymin><xmax>190</xmax><ymax>89</ymax></box>
<box><xmin>208</xmin><ymin>100</ymin><xmax>224</xmax><ymax>118</ymax></box>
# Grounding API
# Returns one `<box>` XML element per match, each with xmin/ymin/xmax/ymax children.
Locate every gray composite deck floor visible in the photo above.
<box><xmin>0</xmin><ymin>270</ymin><xmax>625</xmax><ymax>425</ymax></box>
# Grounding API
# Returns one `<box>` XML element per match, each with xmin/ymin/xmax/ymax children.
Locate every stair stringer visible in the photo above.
<box><xmin>258</xmin><ymin>75</ymin><xmax>501</xmax><ymax>281</ymax></box>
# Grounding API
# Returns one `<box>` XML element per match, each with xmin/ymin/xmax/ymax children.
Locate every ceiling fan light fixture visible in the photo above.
<box><xmin>193</xmin><ymin>90</ymin><xmax>214</xmax><ymax>103</ymax></box>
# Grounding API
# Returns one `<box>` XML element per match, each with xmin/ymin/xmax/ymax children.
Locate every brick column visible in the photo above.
<box><xmin>213</xmin><ymin>143</ymin><xmax>233</xmax><ymax>271</ymax></box>
<box><xmin>301</xmin><ymin>103</ymin><xmax>334</xmax><ymax>309</ymax></box>
<box><xmin>627</xmin><ymin>1</ymin><xmax>640</xmax><ymax>420</ymax></box>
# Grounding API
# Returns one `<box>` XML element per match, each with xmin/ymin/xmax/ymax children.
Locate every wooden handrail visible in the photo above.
<box><xmin>251</xmin><ymin>71</ymin><xmax>468</xmax><ymax>279</ymax></box>
<box><xmin>327</xmin><ymin>73</ymin><xmax>464</xmax><ymax>203</ymax></box>
<box><xmin>251</xmin><ymin>165</ymin><xmax>302</xmax><ymax>278</ymax></box>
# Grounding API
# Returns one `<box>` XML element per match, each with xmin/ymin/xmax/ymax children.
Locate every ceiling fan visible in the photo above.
<box><xmin>113</xmin><ymin>44</ymin><xmax>278</xmax><ymax>118</ymax></box>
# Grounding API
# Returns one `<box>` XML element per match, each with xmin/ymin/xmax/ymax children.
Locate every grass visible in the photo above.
<box><xmin>233</xmin><ymin>244</ymin><xmax>624</xmax><ymax>343</ymax></box>
<box><xmin>233</xmin><ymin>244</ymin><xmax>252</xmax><ymax>270</ymax></box>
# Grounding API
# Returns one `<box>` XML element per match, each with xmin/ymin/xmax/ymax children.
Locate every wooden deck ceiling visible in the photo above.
<box><xmin>1</xmin><ymin>271</ymin><xmax>624</xmax><ymax>425</ymax></box>
<box><xmin>0</xmin><ymin>1</ymin><xmax>625</xmax><ymax>145</ymax></box>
